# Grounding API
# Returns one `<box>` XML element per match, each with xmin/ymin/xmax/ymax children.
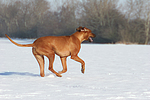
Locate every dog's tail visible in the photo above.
<box><xmin>5</xmin><ymin>34</ymin><xmax>34</xmax><ymax>47</ymax></box>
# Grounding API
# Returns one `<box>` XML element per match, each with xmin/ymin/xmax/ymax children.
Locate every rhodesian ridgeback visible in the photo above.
<box><xmin>5</xmin><ymin>26</ymin><xmax>95</xmax><ymax>77</ymax></box>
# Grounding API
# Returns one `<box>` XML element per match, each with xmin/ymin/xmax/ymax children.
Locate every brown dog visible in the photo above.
<box><xmin>5</xmin><ymin>27</ymin><xmax>95</xmax><ymax>77</ymax></box>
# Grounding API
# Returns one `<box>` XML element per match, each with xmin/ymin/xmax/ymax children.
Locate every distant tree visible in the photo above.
<box><xmin>51</xmin><ymin>0</ymin><xmax>79</xmax><ymax>36</ymax></box>
<box><xmin>79</xmin><ymin>0</ymin><xmax>124</xmax><ymax>43</ymax></box>
<box><xmin>0</xmin><ymin>1</ymin><xmax>18</xmax><ymax>36</ymax></box>
<box><xmin>0</xmin><ymin>0</ymin><xmax>149</xmax><ymax>44</ymax></box>
<box><xmin>122</xmin><ymin>0</ymin><xmax>150</xmax><ymax>44</ymax></box>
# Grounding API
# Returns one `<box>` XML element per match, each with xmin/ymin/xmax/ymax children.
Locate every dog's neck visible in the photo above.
<box><xmin>71</xmin><ymin>32</ymin><xmax>85</xmax><ymax>43</ymax></box>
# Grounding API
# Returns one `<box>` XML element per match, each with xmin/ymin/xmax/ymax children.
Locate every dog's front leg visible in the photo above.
<box><xmin>58</xmin><ymin>57</ymin><xmax>67</xmax><ymax>74</ymax></box>
<box><xmin>71</xmin><ymin>55</ymin><xmax>85</xmax><ymax>74</ymax></box>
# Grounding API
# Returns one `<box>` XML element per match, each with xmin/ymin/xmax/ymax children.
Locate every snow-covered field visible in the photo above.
<box><xmin>0</xmin><ymin>38</ymin><xmax>150</xmax><ymax>100</ymax></box>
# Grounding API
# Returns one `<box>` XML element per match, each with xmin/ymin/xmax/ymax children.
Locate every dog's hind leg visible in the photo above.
<box><xmin>58</xmin><ymin>57</ymin><xmax>67</xmax><ymax>74</ymax></box>
<box><xmin>47</xmin><ymin>54</ymin><xmax>62</xmax><ymax>77</ymax></box>
<box><xmin>32</xmin><ymin>48</ymin><xmax>45</xmax><ymax>77</ymax></box>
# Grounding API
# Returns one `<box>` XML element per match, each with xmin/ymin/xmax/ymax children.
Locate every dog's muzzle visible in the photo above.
<box><xmin>88</xmin><ymin>33</ymin><xmax>96</xmax><ymax>42</ymax></box>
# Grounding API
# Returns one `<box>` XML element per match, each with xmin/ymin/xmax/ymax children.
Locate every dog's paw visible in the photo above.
<box><xmin>81</xmin><ymin>68</ymin><xmax>85</xmax><ymax>74</ymax></box>
<box><xmin>40</xmin><ymin>73</ymin><xmax>45</xmax><ymax>77</ymax></box>
<box><xmin>56</xmin><ymin>74</ymin><xmax>62</xmax><ymax>77</ymax></box>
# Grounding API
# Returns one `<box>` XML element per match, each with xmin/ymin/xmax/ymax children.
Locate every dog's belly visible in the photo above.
<box><xmin>55</xmin><ymin>50</ymin><xmax>71</xmax><ymax>57</ymax></box>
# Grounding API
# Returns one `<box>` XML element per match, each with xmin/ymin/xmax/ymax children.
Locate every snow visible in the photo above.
<box><xmin>0</xmin><ymin>38</ymin><xmax>150</xmax><ymax>100</ymax></box>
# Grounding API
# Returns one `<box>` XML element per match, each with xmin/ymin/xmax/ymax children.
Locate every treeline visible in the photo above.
<box><xmin>0</xmin><ymin>0</ymin><xmax>150</xmax><ymax>44</ymax></box>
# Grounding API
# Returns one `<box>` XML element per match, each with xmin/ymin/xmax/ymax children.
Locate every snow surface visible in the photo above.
<box><xmin>0</xmin><ymin>38</ymin><xmax>150</xmax><ymax>100</ymax></box>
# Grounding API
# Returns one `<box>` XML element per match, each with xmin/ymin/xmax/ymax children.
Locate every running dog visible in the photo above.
<box><xmin>5</xmin><ymin>26</ymin><xmax>95</xmax><ymax>77</ymax></box>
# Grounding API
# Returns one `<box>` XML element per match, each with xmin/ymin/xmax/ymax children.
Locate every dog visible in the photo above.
<box><xmin>5</xmin><ymin>26</ymin><xmax>95</xmax><ymax>77</ymax></box>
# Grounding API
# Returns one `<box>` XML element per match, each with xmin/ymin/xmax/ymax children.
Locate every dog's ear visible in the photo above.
<box><xmin>76</xmin><ymin>26</ymin><xmax>89</xmax><ymax>32</ymax></box>
<box><xmin>76</xmin><ymin>26</ymin><xmax>83</xmax><ymax>32</ymax></box>
<box><xmin>80</xmin><ymin>27</ymin><xmax>86</xmax><ymax>32</ymax></box>
<box><xmin>80</xmin><ymin>27</ymin><xmax>89</xmax><ymax>32</ymax></box>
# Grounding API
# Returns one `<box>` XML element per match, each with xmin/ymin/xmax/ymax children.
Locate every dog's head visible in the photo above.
<box><xmin>76</xmin><ymin>26</ymin><xmax>96</xmax><ymax>42</ymax></box>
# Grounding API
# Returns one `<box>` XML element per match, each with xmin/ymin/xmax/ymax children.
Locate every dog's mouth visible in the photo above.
<box><xmin>88</xmin><ymin>37</ymin><xmax>93</xmax><ymax>42</ymax></box>
<box><xmin>88</xmin><ymin>33</ymin><xmax>96</xmax><ymax>42</ymax></box>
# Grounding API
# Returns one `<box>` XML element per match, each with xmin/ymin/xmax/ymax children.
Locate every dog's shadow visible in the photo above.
<box><xmin>0</xmin><ymin>72</ymin><xmax>39</xmax><ymax>77</ymax></box>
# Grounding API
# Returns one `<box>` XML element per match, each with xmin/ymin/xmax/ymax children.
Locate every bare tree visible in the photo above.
<box><xmin>79</xmin><ymin>0</ymin><xmax>123</xmax><ymax>43</ymax></box>
<box><xmin>121</xmin><ymin>0</ymin><xmax>150</xmax><ymax>44</ymax></box>
<box><xmin>51</xmin><ymin>0</ymin><xmax>79</xmax><ymax>36</ymax></box>
<box><xmin>0</xmin><ymin>1</ymin><xmax>18</xmax><ymax>35</ymax></box>
<box><xmin>0</xmin><ymin>0</ymin><xmax>149</xmax><ymax>44</ymax></box>
<box><xmin>143</xmin><ymin>0</ymin><xmax>150</xmax><ymax>44</ymax></box>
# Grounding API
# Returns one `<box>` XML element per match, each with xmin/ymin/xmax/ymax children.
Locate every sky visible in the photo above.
<box><xmin>47</xmin><ymin>0</ymin><xmax>126</xmax><ymax>12</ymax></box>
<box><xmin>48</xmin><ymin>0</ymin><xmax>126</xmax><ymax>6</ymax></box>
